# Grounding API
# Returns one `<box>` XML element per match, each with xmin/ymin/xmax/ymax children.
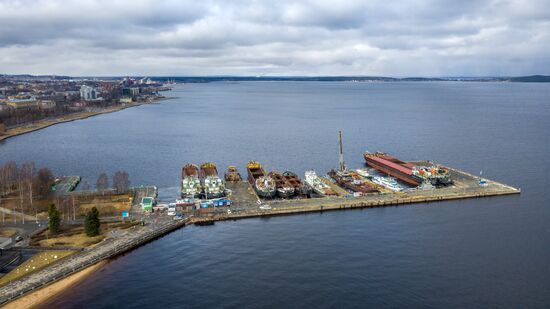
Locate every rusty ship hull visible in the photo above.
<box><xmin>199</xmin><ymin>162</ymin><xmax>225</xmax><ymax>199</ymax></box>
<box><xmin>247</xmin><ymin>161</ymin><xmax>276</xmax><ymax>198</ymax></box>
<box><xmin>363</xmin><ymin>152</ymin><xmax>423</xmax><ymax>187</ymax></box>
<box><xmin>224</xmin><ymin>166</ymin><xmax>242</xmax><ymax>182</ymax></box>
<box><xmin>268</xmin><ymin>171</ymin><xmax>296</xmax><ymax>198</ymax></box>
<box><xmin>181</xmin><ymin>164</ymin><xmax>202</xmax><ymax>198</ymax></box>
<box><xmin>283</xmin><ymin>171</ymin><xmax>312</xmax><ymax>196</ymax></box>
<box><xmin>328</xmin><ymin>169</ymin><xmax>378</xmax><ymax>194</ymax></box>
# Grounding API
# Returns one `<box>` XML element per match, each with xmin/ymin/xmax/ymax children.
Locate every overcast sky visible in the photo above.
<box><xmin>0</xmin><ymin>0</ymin><xmax>549</xmax><ymax>76</ymax></box>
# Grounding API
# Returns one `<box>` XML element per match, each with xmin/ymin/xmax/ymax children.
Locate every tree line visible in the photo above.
<box><xmin>96</xmin><ymin>170</ymin><xmax>130</xmax><ymax>194</ymax></box>
<box><xmin>0</xmin><ymin>161</ymin><xmax>54</xmax><ymax>198</ymax></box>
<box><xmin>48</xmin><ymin>203</ymin><xmax>100</xmax><ymax>237</ymax></box>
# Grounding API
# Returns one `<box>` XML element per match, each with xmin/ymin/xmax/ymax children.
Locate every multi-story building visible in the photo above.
<box><xmin>6</xmin><ymin>95</ymin><xmax>38</xmax><ymax>108</ymax></box>
<box><xmin>80</xmin><ymin>85</ymin><xmax>99</xmax><ymax>101</ymax></box>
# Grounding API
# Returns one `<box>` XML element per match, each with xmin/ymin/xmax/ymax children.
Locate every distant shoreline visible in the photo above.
<box><xmin>0</xmin><ymin>97</ymin><xmax>172</xmax><ymax>142</ymax></box>
<box><xmin>2</xmin><ymin>74</ymin><xmax>550</xmax><ymax>83</ymax></box>
<box><xmin>147</xmin><ymin>75</ymin><xmax>550</xmax><ymax>83</ymax></box>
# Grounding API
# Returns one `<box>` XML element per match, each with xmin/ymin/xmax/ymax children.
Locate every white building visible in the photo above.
<box><xmin>80</xmin><ymin>85</ymin><xmax>99</xmax><ymax>101</ymax></box>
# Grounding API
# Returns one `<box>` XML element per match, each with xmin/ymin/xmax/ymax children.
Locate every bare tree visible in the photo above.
<box><xmin>112</xmin><ymin>171</ymin><xmax>130</xmax><ymax>194</ymax></box>
<box><xmin>96</xmin><ymin>173</ymin><xmax>109</xmax><ymax>190</ymax></box>
<box><xmin>20</xmin><ymin>162</ymin><xmax>36</xmax><ymax>222</ymax></box>
<box><xmin>0</xmin><ymin>161</ymin><xmax>17</xmax><ymax>196</ymax></box>
<box><xmin>35</xmin><ymin>168</ymin><xmax>55</xmax><ymax>197</ymax></box>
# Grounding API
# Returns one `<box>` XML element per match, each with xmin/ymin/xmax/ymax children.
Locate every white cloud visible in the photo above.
<box><xmin>0</xmin><ymin>0</ymin><xmax>548</xmax><ymax>76</ymax></box>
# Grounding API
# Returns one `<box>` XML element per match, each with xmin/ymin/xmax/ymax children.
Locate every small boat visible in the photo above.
<box><xmin>356</xmin><ymin>168</ymin><xmax>372</xmax><ymax>178</ymax></box>
<box><xmin>304</xmin><ymin>170</ymin><xmax>335</xmax><ymax>196</ymax></box>
<box><xmin>372</xmin><ymin>176</ymin><xmax>402</xmax><ymax>192</ymax></box>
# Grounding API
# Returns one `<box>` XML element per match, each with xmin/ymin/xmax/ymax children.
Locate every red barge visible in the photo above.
<box><xmin>363</xmin><ymin>151</ymin><xmax>423</xmax><ymax>187</ymax></box>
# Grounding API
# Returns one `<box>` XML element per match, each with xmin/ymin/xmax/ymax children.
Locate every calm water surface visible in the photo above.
<box><xmin>0</xmin><ymin>82</ymin><xmax>549</xmax><ymax>307</ymax></box>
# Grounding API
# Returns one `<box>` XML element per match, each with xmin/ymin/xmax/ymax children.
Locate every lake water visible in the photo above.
<box><xmin>1</xmin><ymin>82</ymin><xmax>549</xmax><ymax>307</ymax></box>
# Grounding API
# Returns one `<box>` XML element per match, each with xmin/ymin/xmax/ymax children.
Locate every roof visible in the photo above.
<box><xmin>367</xmin><ymin>156</ymin><xmax>413</xmax><ymax>175</ymax></box>
<box><xmin>141</xmin><ymin>197</ymin><xmax>153</xmax><ymax>205</ymax></box>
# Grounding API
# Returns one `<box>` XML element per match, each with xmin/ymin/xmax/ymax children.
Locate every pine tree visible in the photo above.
<box><xmin>85</xmin><ymin>207</ymin><xmax>100</xmax><ymax>237</ymax></box>
<box><xmin>48</xmin><ymin>204</ymin><xmax>60</xmax><ymax>234</ymax></box>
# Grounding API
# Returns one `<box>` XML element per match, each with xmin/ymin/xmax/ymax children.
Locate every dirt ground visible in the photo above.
<box><xmin>0</xmin><ymin>192</ymin><xmax>132</xmax><ymax>221</ymax></box>
<box><xmin>30</xmin><ymin>221</ymin><xmax>138</xmax><ymax>248</ymax></box>
<box><xmin>0</xmin><ymin>228</ymin><xmax>18</xmax><ymax>237</ymax></box>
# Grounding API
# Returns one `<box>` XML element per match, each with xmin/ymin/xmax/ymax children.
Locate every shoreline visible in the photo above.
<box><xmin>0</xmin><ymin>162</ymin><xmax>520</xmax><ymax>307</ymax></box>
<box><xmin>0</xmin><ymin>97</ymin><xmax>172</xmax><ymax>142</ymax></box>
<box><xmin>2</xmin><ymin>260</ymin><xmax>107</xmax><ymax>309</ymax></box>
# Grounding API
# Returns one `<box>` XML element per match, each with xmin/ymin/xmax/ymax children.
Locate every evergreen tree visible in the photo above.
<box><xmin>48</xmin><ymin>204</ymin><xmax>60</xmax><ymax>234</ymax></box>
<box><xmin>85</xmin><ymin>207</ymin><xmax>101</xmax><ymax>237</ymax></box>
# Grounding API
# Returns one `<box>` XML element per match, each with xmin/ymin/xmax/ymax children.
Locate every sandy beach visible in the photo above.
<box><xmin>3</xmin><ymin>260</ymin><xmax>107</xmax><ymax>309</ymax></box>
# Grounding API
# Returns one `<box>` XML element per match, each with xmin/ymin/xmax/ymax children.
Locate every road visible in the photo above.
<box><xmin>0</xmin><ymin>206</ymin><xmax>36</xmax><ymax>222</ymax></box>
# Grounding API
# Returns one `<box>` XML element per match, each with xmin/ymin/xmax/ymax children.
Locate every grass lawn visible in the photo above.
<box><xmin>37</xmin><ymin>233</ymin><xmax>105</xmax><ymax>248</ymax></box>
<box><xmin>31</xmin><ymin>220</ymin><xmax>136</xmax><ymax>248</ymax></box>
<box><xmin>0</xmin><ymin>250</ymin><xmax>75</xmax><ymax>287</ymax></box>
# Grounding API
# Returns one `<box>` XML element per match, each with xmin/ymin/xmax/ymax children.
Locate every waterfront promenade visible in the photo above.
<box><xmin>0</xmin><ymin>214</ymin><xmax>185</xmax><ymax>306</ymax></box>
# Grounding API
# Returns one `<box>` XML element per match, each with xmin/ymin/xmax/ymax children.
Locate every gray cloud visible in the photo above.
<box><xmin>0</xmin><ymin>0</ymin><xmax>549</xmax><ymax>76</ymax></box>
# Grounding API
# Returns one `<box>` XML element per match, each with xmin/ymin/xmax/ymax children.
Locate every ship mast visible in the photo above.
<box><xmin>338</xmin><ymin>130</ymin><xmax>346</xmax><ymax>171</ymax></box>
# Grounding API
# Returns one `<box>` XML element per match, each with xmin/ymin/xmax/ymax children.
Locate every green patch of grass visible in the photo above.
<box><xmin>0</xmin><ymin>250</ymin><xmax>75</xmax><ymax>287</ymax></box>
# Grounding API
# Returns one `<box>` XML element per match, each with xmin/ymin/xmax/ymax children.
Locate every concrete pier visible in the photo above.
<box><xmin>192</xmin><ymin>163</ymin><xmax>520</xmax><ymax>223</ymax></box>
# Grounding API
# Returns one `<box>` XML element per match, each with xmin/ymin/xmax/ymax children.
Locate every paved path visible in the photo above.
<box><xmin>0</xmin><ymin>216</ymin><xmax>185</xmax><ymax>305</ymax></box>
<box><xmin>0</xmin><ymin>206</ymin><xmax>36</xmax><ymax>221</ymax></box>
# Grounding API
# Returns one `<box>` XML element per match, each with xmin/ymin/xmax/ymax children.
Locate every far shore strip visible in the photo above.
<box><xmin>0</xmin><ymin>97</ymin><xmax>172</xmax><ymax>142</ymax></box>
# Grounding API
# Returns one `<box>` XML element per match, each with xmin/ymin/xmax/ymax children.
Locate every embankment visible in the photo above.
<box><xmin>2</xmin><ymin>260</ymin><xmax>107</xmax><ymax>309</ymax></box>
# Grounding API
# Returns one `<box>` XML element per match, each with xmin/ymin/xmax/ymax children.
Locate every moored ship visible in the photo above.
<box><xmin>372</xmin><ymin>176</ymin><xmax>402</xmax><ymax>192</ymax></box>
<box><xmin>412</xmin><ymin>165</ymin><xmax>452</xmax><ymax>187</ymax></box>
<box><xmin>329</xmin><ymin>131</ymin><xmax>378</xmax><ymax>195</ymax></box>
<box><xmin>304</xmin><ymin>170</ymin><xmax>335</xmax><ymax>196</ymax></box>
<box><xmin>247</xmin><ymin>160</ymin><xmax>276</xmax><ymax>198</ymax></box>
<box><xmin>224</xmin><ymin>166</ymin><xmax>242</xmax><ymax>182</ymax></box>
<box><xmin>200</xmin><ymin>162</ymin><xmax>225</xmax><ymax>198</ymax></box>
<box><xmin>268</xmin><ymin>171</ymin><xmax>295</xmax><ymax>198</ymax></box>
<box><xmin>356</xmin><ymin>168</ymin><xmax>372</xmax><ymax>179</ymax></box>
<box><xmin>283</xmin><ymin>171</ymin><xmax>312</xmax><ymax>196</ymax></box>
<box><xmin>181</xmin><ymin>164</ymin><xmax>202</xmax><ymax>198</ymax></box>
<box><xmin>363</xmin><ymin>151</ymin><xmax>423</xmax><ymax>187</ymax></box>
<box><xmin>328</xmin><ymin>169</ymin><xmax>378</xmax><ymax>194</ymax></box>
